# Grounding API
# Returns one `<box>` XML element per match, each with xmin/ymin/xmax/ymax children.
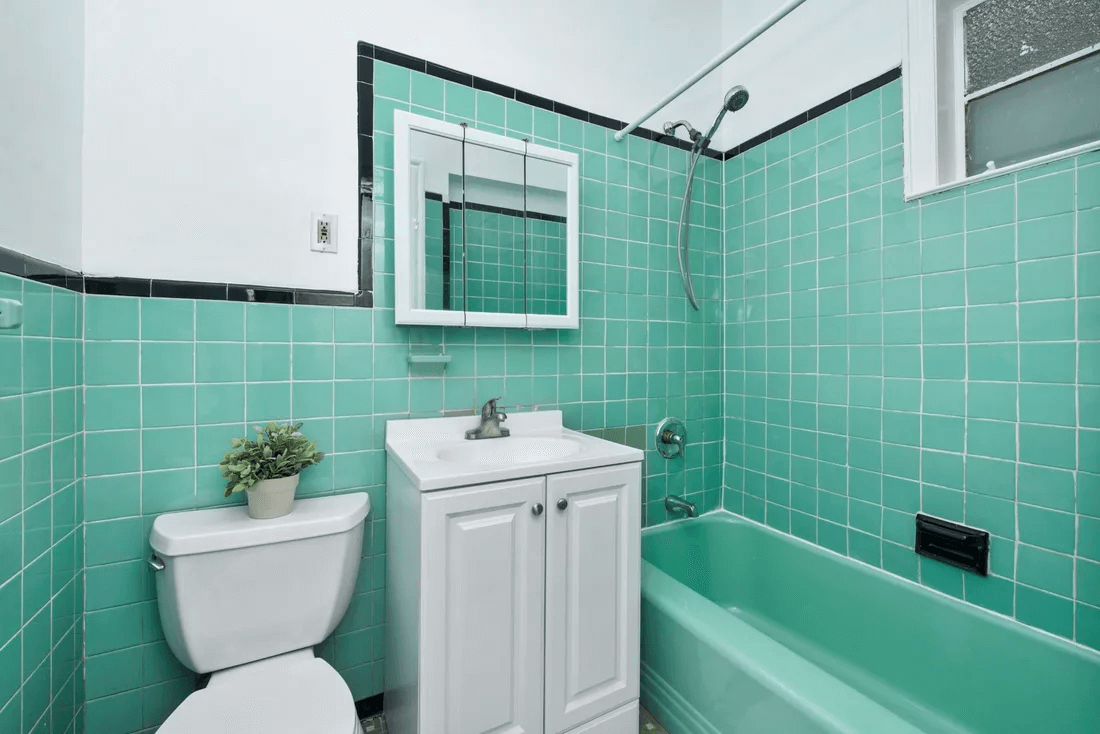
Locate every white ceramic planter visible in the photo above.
<box><xmin>245</xmin><ymin>474</ymin><xmax>300</xmax><ymax>519</ymax></box>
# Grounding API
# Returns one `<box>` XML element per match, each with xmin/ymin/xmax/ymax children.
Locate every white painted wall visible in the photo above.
<box><xmin>715</xmin><ymin>0</ymin><xmax>906</xmax><ymax>151</ymax></box>
<box><xmin>0</xmin><ymin>0</ymin><xmax>84</xmax><ymax>271</ymax></box>
<box><xmin>81</xmin><ymin>0</ymin><xmax>724</xmax><ymax>292</ymax></box>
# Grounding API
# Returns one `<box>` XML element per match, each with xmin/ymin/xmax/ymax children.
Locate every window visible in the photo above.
<box><xmin>904</xmin><ymin>0</ymin><xmax>1100</xmax><ymax>197</ymax></box>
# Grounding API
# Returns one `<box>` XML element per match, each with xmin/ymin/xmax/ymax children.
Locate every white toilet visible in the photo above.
<box><xmin>148</xmin><ymin>492</ymin><xmax>371</xmax><ymax>734</ymax></box>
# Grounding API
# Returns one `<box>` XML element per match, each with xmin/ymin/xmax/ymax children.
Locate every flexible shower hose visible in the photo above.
<box><xmin>676</xmin><ymin>146</ymin><xmax>705</xmax><ymax>311</ymax></box>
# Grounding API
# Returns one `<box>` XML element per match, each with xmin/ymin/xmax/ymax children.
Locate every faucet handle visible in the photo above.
<box><xmin>481</xmin><ymin>397</ymin><xmax>503</xmax><ymax>418</ymax></box>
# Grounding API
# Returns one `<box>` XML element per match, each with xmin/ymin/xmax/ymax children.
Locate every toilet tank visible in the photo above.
<box><xmin>150</xmin><ymin>493</ymin><xmax>370</xmax><ymax>673</ymax></box>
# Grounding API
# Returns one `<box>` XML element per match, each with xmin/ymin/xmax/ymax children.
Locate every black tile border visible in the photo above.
<box><xmin>0</xmin><ymin>246</ymin><xmax>83</xmax><ymax>293</ymax></box>
<box><xmin>355</xmin><ymin>693</ymin><xmax>384</xmax><ymax>720</ymax></box>
<box><xmin>462</xmin><ymin>200</ymin><xmax>568</xmax><ymax>224</ymax></box>
<box><xmin>357</xmin><ymin>41</ymin><xmax>725</xmax><ymax>161</ymax></box>
<box><xmin>356</xmin><ymin>46</ymin><xmax>376</xmax><ymax>312</ymax></box>
<box><xmin>83</xmin><ymin>277</ymin><xmax>153</xmax><ymax>298</ymax></box>
<box><xmin>720</xmin><ymin>66</ymin><xmax>902</xmax><ymax>161</ymax></box>
<box><xmin>0</xmin><ymin>244</ymin><xmax>370</xmax><ymax>306</ymax></box>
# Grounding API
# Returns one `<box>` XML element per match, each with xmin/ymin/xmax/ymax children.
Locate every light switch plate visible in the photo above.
<box><xmin>311</xmin><ymin>212</ymin><xmax>338</xmax><ymax>253</ymax></box>
<box><xmin>0</xmin><ymin>298</ymin><xmax>23</xmax><ymax>329</ymax></box>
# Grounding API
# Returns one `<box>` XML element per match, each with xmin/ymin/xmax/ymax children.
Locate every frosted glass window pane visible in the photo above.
<box><xmin>966</xmin><ymin>50</ymin><xmax>1100</xmax><ymax>176</ymax></box>
<box><xmin>964</xmin><ymin>0</ymin><xmax>1100</xmax><ymax>93</ymax></box>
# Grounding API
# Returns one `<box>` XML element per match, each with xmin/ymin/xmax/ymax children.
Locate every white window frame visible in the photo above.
<box><xmin>904</xmin><ymin>0</ymin><xmax>1100</xmax><ymax>199</ymax></box>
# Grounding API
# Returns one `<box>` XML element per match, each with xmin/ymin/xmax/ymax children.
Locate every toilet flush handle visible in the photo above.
<box><xmin>148</xmin><ymin>554</ymin><xmax>165</xmax><ymax>572</ymax></box>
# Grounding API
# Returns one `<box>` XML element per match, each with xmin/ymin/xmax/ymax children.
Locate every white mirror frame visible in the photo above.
<box><xmin>394</xmin><ymin>112</ymin><xmax>465</xmax><ymax>326</ymax></box>
<box><xmin>393</xmin><ymin>110</ymin><xmax>580</xmax><ymax>329</ymax></box>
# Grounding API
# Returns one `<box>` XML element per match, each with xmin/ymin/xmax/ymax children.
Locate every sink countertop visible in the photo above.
<box><xmin>386</xmin><ymin>410</ymin><xmax>644</xmax><ymax>491</ymax></box>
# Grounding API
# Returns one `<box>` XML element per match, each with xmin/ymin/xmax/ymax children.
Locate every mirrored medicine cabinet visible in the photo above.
<box><xmin>393</xmin><ymin>111</ymin><xmax>579</xmax><ymax>328</ymax></box>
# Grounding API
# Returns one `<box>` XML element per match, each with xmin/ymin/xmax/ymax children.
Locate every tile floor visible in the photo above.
<box><xmin>360</xmin><ymin>714</ymin><xmax>386</xmax><ymax>733</ymax></box>
<box><xmin>361</xmin><ymin>706</ymin><xmax>669</xmax><ymax>733</ymax></box>
<box><xmin>639</xmin><ymin>706</ymin><xmax>671</xmax><ymax>734</ymax></box>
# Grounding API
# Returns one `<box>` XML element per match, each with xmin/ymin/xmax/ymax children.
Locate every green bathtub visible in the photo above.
<box><xmin>640</xmin><ymin>513</ymin><xmax>1100</xmax><ymax>734</ymax></box>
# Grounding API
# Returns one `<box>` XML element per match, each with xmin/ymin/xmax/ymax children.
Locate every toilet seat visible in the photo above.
<box><xmin>158</xmin><ymin>652</ymin><xmax>361</xmax><ymax>734</ymax></box>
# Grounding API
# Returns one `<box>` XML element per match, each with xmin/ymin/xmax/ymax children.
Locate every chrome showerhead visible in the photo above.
<box><xmin>664</xmin><ymin>86</ymin><xmax>748</xmax><ymax>150</ymax></box>
<box><xmin>725</xmin><ymin>85</ymin><xmax>750</xmax><ymax>112</ymax></box>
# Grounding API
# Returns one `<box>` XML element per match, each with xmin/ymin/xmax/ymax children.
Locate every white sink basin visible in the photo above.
<box><xmin>437</xmin><ymin>436</ymin><xmax>583</xmax><ymax>466</ymax></box>
<box><xmin>386</xmin><ymin>411</ymin><xmax>644</xmax><ymax>491</ymax></box>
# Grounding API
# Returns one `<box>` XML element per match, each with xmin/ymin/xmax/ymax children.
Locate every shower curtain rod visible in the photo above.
<box><xmin>613</xmin><ymin>0</ymin><xmax>810</xmax><ymax>142</ymax></box>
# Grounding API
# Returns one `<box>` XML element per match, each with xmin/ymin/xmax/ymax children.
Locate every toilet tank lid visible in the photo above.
<box><xmin>150</xmin><ymin>493</ymin><xmax>370</xmax><ymax>557</ymax></box>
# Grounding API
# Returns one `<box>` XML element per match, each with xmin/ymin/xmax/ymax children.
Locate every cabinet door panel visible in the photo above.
<box><xmin>545</xmin><ymin>464</ymin><xmax>641</xmax><ymax>734</ymax></box>
<box><xmin>421</xmin><ymin>478</ymin><xmax>546</xmax><ymax>734</ymax></box>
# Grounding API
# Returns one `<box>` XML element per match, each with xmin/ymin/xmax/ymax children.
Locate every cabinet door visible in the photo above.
<box><xmin>545</xmin><ymin>464</ymin><xmax>641</xmax><ymax>734</ymax></box>
<box><xmin>421</xmin><ymin>478</ymin><xmax>547</xmax><ymax>734</ymax></box>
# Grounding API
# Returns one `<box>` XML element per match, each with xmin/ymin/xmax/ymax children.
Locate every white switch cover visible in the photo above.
<box><xmin>310</xmin><ymin>212</ymin><xmax>338</xmax><ymax>253</ymax></box>
<box><xmin>0</xmin><ymin>298</ymin><xmax>23</xmax><ymax>329</ymax></box>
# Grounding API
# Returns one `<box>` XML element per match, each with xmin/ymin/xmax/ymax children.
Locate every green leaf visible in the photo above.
<box><xmin>216</xmin><ymin>420</ymin><xmax>324</xmax><ymax>497</ymax></box>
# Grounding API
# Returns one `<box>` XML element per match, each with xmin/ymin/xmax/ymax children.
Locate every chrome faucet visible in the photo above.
<box><xmin>665</xmin><ymin>495</ymin><xmax>697</xmax><ymax>518</ymax></box>
<box><xmin>465</xmin><ymin>397</ymin><xmax>510</xmax><ymax>440</ymax></box>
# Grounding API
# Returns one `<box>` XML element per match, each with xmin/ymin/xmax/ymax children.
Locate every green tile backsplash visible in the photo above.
<box><xmin>0</xmin><ymin>274</ymin><xmax>84</xmax><ymax>734</ymax></box>
<box><xmin>722</xmin><ymin>77</ymin><xmax>1100</xmax><ymax>651</ymax></box>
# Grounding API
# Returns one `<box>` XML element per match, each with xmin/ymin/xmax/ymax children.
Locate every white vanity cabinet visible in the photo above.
<box><xmin>385</xmin><ymin>412</ymin><xmax>643</xmax><ymax>734</ymax></box>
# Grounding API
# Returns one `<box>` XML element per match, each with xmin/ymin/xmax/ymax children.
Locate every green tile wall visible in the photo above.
<box><xmin>463</xmin><ymin>207</ymin><xmax>526</xmax><ymax>315</ymax></box>
<box><xmin>722</xmin><ymin>77</ymin><xmax>1100</xmax><ymax>651</ymax></box>
<box><xmin>423</xmin><ymin>197</ymin><xmax>445</xmax><ymax>310</ymax></box>
<box><xmin>526</xmin><ymin>217</ymin><xmax>568</xmax><ymax>316</ymax></box>
<box><xmin>441</xmin><ymin>206</ymin><xmax>567</xmax><ymax>316</ymax></box>
<box><xmin>457</xmin><ymin>207</ymin><xmax>568</xmax><ymax>316</ymax></box>
<box><xmin>0</xmin><ymin>274</ymin><xmax>84</xmax><ymax>734</ymax></box>
<box><xmin>446</xmin><ymin>205</ymin><xmax>466</xmax><ymax>311</ymax></box>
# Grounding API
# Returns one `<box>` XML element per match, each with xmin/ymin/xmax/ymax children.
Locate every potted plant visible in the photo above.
<box><xmin>219</xmin><ymin>422</ymin><xmax>325</xmax><ymax>519</ymax></box>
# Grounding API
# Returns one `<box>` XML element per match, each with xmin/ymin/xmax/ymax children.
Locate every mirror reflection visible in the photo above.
<box><xmin>409</xmin><ymin>128</ymin><xmax>463</xmax><ymax>311</ymax></box>
<box><xmin>462</xmin><ymin>141</ymin><xmax>527</xmax><ymax>315</ymax></box>
<box><xmin>524</xmin><ymin>157</ymin><xmax>570</xmax><ymax>317</ymax></box>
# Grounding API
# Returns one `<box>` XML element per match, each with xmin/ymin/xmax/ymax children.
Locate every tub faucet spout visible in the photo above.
<box><xmin>665</xmin><ymin>495</ymin><xmax>697</xmax><ymax>518</ymax></box>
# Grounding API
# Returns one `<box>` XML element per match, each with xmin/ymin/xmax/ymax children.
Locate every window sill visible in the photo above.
<box><xmin>904</xmin><ymin>139</ymin><xmax>1100</xmax><ymax>202</ymax></box>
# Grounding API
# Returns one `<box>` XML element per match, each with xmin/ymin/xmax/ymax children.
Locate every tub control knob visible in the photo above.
<box><xmin>655</xmin><ymin>417</ymin><xmax>687</xmax><ymax>460</ymax></box>
<box><xmin>557</xmin><ymin>498</ymin><xmax>569</xmax><ymax>511</ymax></box>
